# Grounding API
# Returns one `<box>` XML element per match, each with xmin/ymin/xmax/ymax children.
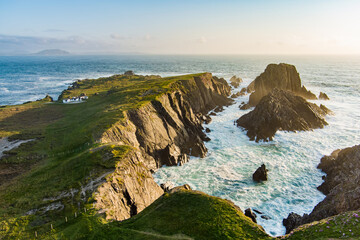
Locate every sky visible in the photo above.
<box><xmin>1</xmin><ymin>0</ymin><xmax>360</xmax><ymax>55</ymax></box>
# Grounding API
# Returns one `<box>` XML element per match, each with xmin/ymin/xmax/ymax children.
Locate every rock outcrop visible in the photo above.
<box><xmin>252</xmin><ymin>164</ymin><xmax>268</xmax><ymax>182</ymax></box>
<box><xmin>95</xmin><ymin>73</ymin><xmax>232</xmax><ymax>221</ymax></box>
<box><xmin>230</xmin><ymin>75</ymin><xmax>243</xmax><ymax>88</ymax></box>
<box><xmin>248</xmin><ymin>63</ymin><xmax>317</xmax><ymax>106</ymax></box>
<box><xmin>237</xmin><ymin>89</ymin><xmax>329</xmax><ymax>142</ymax></box>
<box><xmin>319</xmin><ymin>92</ymin><xmax>330</xmax><ymax>100</ymax></box>
<box><xmin>245</xmin><ymin>208</ymin><xmax>257</xmax><ymax>223</ymax></box>
<box><xmin>283</xmin><ymin>145</ymin><xmax>360</xmax><ymax>233</ymax></box>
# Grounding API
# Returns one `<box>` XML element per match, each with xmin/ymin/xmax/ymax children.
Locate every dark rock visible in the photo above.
<box><xmin>231</xmin><ymin>90</ymin><xmax>246</xmax><ymax>98</ymax></box>
<box><xmin>200</xmin><ymin>114</ymin><xmax>212</xmax><ymax>124</ymax></box>
<box><xmin>252</xmin><ymin>164</ymin><xmax>268</xmax><ymax>182</ymax></box>
<box><xmin>261</xmin><ymin>215</ymin><xmax>271</xmax><ymax>220</ymax></box>
<box><xmin>205</xmin><ymin>128</ymin><xmax>211</xmax><ymax>133</ymax></box>
<box><xmin>237</xmin><ymin>89</ymin><xmax>329</xmax><ymax>142</ymax></box>
<box><xmin>214</xmin><ymin>106</ymin><xmax>224</xmax><ymax>113</ymax></box>
<box><xmin>239</xmin><ymin>103</ymin><xmax>251</xmax><ymax>110</ymax></box>
<box><xmin>245</xmin><ymin>208</ymin><xmax>257</xmax><ymax>223</ymax></box>
<box><xmin>253</xmin><ymin>209</ymin><xmax>263</xmax><ymax>214</ymax></box>
<box><xmin>283</xmin><ymin>145</ymin><xmax>360</xmax><ymax>233</ymax></box>
<box><xmin>283</xmin><ymin>212</ymin><xmax>304</xmax><ymax>234</ymax></box>
<box><xmin>209</xmin><ymin>112</ymin><xmax>217</xmax><ymax>116</ymax></box>
<box><xmin>159</xmin><ymin>144</ymin><xmax>189</xmax><ymax>166</ymax></box>
<box><xmin>124</xmin><ymin>70</ymin><xmax>134</xmax><ymax>76</ymax></box>
<box><xmin>230</xmin><ymin>75</ymin><xmax>243</xmax><ymax>88</ymax></box>
<box><xmin>319</xmin><ymin>92</ymin><xmax>330</xmax><ymax>100</ymax></box>
<box><xmin>248</xmin><ymin>63</ymin><xmax>317</xmax><ymax>106</ymax></box>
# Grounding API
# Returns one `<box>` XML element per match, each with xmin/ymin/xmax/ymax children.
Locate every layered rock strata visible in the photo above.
<box><xmin>95</xmin><ymin>73</ymin><xmax>232</xmax><ymax>220</ymax></box>
<box><xmin>248</xmin><ymin>63</ymin><xmax>317</xmax><ymax>106</ymax></box>
<box><xmin>237</xmin><ymin>89</ymin><xmax>329</xmax><ymax>142</ymax></box>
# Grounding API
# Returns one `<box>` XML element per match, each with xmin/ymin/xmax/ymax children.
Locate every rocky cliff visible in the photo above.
<box><xmin>283</xmin><ymin>144</ymin><xmax>360</xmax><ymax>233</ymax></box>
<box><xmin>95</xmin><ymin>73</ymin><xmax>232</xmax><ymax>220</ymax></box>
<box><xmin>248</xmin><ymin>63</ymin><xmax>317</xmax><ymax>106</ymax></box>
<box><xmin>237</xmin><ymin>89</ymin><xmax>329</xmax><ymax>142</ymax></box>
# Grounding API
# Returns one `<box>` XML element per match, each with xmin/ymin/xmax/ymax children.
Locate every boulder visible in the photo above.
<box><xmin>205</xmin><ymin>128</ymin><xmax>211</xmax><ymax>133</ymax></box>
<box><xmin>214</xmin><ymin>106</ymin><xmax>224</xmax><ymax>113</ymax></box>
<box><xmin>248</xmin><ymin>63</ymin><xmax>317</xmax><ymax>106</ymax></box>
<box><xmin>245</xmin><ymin>208</ymin><xmax>257</xmax><ymax>223</ymax></box>
<box><xmin>239</xmin><ymin>103</ymin><xmax>251</xmax><ymax>110</ymax></box>
<box><xmin>261</xmin><ymin>215</ymin><xmax>271</xmax><ymax>220</ymax></box>
<box><xmin>237</xmin><ymin>89</ymin><xmax>329</xmax><ymax>142</ymax></box>
<box><xmin>252</xmin><ymin>164</ymin><xmax>268</xmax><ymax>182</ymax></box>
<box><xmin>319</xmin><ymin>92</ymin><xmax>330</xmax><ymax>100</ymax></box>
<box><xmin>168</xmin><ymin>184</ymin><xmax>192</xmax><ymax>194</ymax></box>
<box><xmin>124</xmin><ymin>70</ymin><xmax>135</xmax><ymax>76</ymax></box>
<box><xmin>230</xmin><ymin>75</ymin><xmax>243</xmax><ymax>88</ymax></box>
<box><xmin>191</xmin><ymin>142</ymin><xmax>207</xmax><ymax>158</ymax></box>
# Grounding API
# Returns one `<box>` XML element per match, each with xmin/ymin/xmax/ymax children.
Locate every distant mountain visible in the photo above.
<box><xmin>33</xmin><ymin>49</ymin><xmax>70</xmax><ymax>55</ymax></box>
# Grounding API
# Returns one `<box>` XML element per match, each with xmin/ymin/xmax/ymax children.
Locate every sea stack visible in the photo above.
<box><xmin>248</xmin><ymin>63</ymin><xmax>317</xmax><ymax>106</ymax></box>
<box><xmin>237</xmin><ymin>89</ymin><xmax>329</xmax><ymax>142</ymax></box>
<box><xmin>252</xmin><ymin>164</ymin><xmax>268</xmax><ymax>182</ymax></box>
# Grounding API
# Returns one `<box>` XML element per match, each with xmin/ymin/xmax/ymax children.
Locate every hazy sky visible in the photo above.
<box><xmin>1</xmin><ymin>0</ymin><xmax>360</xmax><ymax>55</ymax></box>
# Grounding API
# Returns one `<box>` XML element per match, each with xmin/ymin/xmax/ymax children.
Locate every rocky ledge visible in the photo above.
<box><xmin>248</xmin><ymin>63</ymin><xmax>317</xmax><ymax>106</ymax></box>
<box><xmin>237</xmin><ymin>89</ymin><xmax>330</xmax><ymax>142</ymax></box>
<box><xmin>283</xmin><ymin>144</ymin><xmax>360</xmax><ymax>234</ymax></box>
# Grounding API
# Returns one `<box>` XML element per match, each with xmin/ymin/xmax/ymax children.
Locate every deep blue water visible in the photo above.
<box><xmin>1</xmin><ymin>55</ymin><xmax>360</xmax><ymax>236</ymax></box>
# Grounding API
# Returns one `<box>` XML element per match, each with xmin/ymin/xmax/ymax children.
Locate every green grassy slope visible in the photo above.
<box><xmin>50</xmin><ymin>189</ymin><xmax>272</xmax><ymax>240</ymax></box>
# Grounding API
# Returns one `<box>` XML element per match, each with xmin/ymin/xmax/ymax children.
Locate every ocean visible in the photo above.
<box><xmin>1</xmin><ymin>55</ymin><xmax>360</xmax><ymax>236</ymax></box>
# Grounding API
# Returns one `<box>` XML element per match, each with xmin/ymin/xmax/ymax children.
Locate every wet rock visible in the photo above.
<box><xmin>283</xmin><ymin>212</ymin><xmax>304</xmax><ymax>234</ymax></box>
<box><xmin>230</xmin><ymin>75</ymin><xmax>243</xmax><ymax>88</ymax></box>
<box><xmin>231</xmin><ymin>90</ymin><xmax>246</xmax><ymax>98</ymax></box>
<box><xmin>245</xmin><ymin>208</ymin><xmax>257</xmax><ymax>223</ymax></box>
<box><xmin>319</xmin><ymin>92</ymin><xmax>330</xmax><ymax>100</ymax></box>
<box><xmin>209</xmin><ymin>112</ymin><xmax>217</xmax><ymax>116</ymax></box>
<box><xmin>214</xmin><ymin>106</ymin><xmax>224</xmax><ymax>113</ymax></box>
<box><xmin>191</xmin><ymin>142</ymin><xmax>207</xmax><ymax>158</ymax></box>
<box><xmin>239</xmin><ymin>103</ymin><xmax>251</xmax><ymax>110</ymax></box>
<box><xmin>261</xmin><ymin>215</ymin><xmax>271</xmax><ymax>220</ymax></box>
<box><xmin>200</xmin><ymin>114</ymin><xmax>212</xmax><ymax>124</ymax></box>
<box><xmin>237</xmin><ymin>89</ymin><xmax>329</xmax><ymax>142</ymax></box>
<box><xmin>252</xmin><ymin>164</ymin><xmax>268</xmax><ymax>182</ymax></box>
<box><xmin>248</xmin><ymin>63</ymin><xmax>317</xmax><ymax>106</ymax></box>
<box><xmin>205</xmin><ymin>128</ymin><xmax>211</xmax><ymax>133</ymax></box>
<box><xmin>253</xmin><ymin>209</ymin><xmax>263</xmax><ymax>214</ymax></box>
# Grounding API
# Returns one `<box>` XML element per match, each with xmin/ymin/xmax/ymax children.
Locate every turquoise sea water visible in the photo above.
<box><xmin>1</xmin><ymin>55</ymin><xmax>360</xmax><ymax>236</ymax></box>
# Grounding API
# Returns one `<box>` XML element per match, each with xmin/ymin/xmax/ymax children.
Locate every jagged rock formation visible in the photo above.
<box><xmin>237</xmin><ymin>89</ymin><xmax>329</xmax><ymax>142</ymax></box>
<box><xmin>248</xmin><ymin>63</ymin><xmax>317</xmax><ymax>106</ymax></box>
<box><xmin>283</xmin><ymin>145</ymin><xmax>360</xmax><ymax>233</ymax></box>
<box><xmin>95</xmin><ymin>73</ymin><xmax>232</xmax><ymax>220</ymax></box>
<box><xmin>230</xmin><ymin>75</ymin><xmax>243</xmax><ymax>88</ymax></box>
<box><xmin>253</xmin><ymin>164</ymin><xmax>268</xmax><ymax>182</ymax></box>
<box><xmin>319</xmin><ymin>92</ymin><xmax>330</xmax><ymax>100</ymax></box>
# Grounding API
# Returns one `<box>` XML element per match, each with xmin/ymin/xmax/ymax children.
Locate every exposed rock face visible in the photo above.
<box><xmin>230</xmin><ymin>75</ymin><xmax>243</xmax><ymax>88</ymax></box>
<box><xmin>252</xmin><ymin>164</ymin><xmax>268</xmax><ymax>182</ymax></box>
<box><xmin>319</xmin><ymin>92</ymin><xmax>330</xmax><ymax>100</ymax></box>
<box><xmin>239</xmin><ymin>103</ymin><xmax>251</xmax><ymax>110</ymax></box>
<box><xmin>96</xmin><ymin>73</ymin><xmax>232</xmax><ymax>221</ymax></box>
<box><xmin>245</xmin><ymin>208</ymin><xmax>257</xmax><ymax>223</ymax></box>
<box><xmin>237</xmin><ymin>89</ymin><xmax>329</xmax><ymax>142</ymax></box>
<box><xmin>247</xmin><ymin>80</ymin><xmax>255</xmax><ymax>93</ymax></box>
<box><xmin>283</xmin><ymin>212</ymin><xmax>303</xmax><ymax>234</ymax></box>
<box><xmin>248</xmin><ymin>63</ymin><xmax>317</xmax><ymax>106</ymax></box>
<box><xmin>283</xmin><ymin>145</ymin><xmax>360</xmax><ymax>233</ymax></box>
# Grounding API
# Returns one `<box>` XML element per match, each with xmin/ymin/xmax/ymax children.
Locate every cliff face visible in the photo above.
<box><xmin>283</xmin><ymin>145</ymin><xmax>360</xmax><ymax>233</ymax></box>
<box><xmin>248</xmin><ymin>63</ymin><xmax>317</xmax><ymax>106</ymax></box>
<box><xmin>237</xmin><ymin>89</ymin><xmax>329</xmax><ymax>142</ymax></box>
<box><xmin>95</xmin><ymin>73</ymin><xmax>232</xmax><ymax>221</ymax></box>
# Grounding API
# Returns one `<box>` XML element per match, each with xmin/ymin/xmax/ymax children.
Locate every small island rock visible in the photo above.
<box><xmin>253</xmin><ymin>164</ymin><xmax>268</xmax><ymax>182</ymax></box>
